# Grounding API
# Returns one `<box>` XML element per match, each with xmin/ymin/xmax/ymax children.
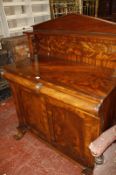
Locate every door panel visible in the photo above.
<box><xmin>46</xmin><ymin>101</ymin><xmax>99</xmax><ymax>167</ymax></box>
<box><xmin>20</xmin><ymin>89</ymin><xmax>50</xmax><ymax>141</ymax></box>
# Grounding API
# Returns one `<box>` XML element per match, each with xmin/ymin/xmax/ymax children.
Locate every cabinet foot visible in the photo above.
<box><xmin>14</xmin><ymin>125</ymin><xmax>28</xmax><ymax>140</ymax></box>
<box><xmin>81</xmin><ymin>167</ymin><xmax>92</xmax><ymax>175</ymax></box>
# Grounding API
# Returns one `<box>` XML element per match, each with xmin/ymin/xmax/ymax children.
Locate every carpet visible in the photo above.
<box><xmin>0</xmin><ymin>97</ymin><xmax>83</xmax><ymax>175</ymax></box>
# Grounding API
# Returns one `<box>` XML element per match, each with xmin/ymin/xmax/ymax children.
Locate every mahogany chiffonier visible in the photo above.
<box><xmin>3</xmin><ymin>15</ymin><xmax>116</xmax><ymax>173</ymax></box>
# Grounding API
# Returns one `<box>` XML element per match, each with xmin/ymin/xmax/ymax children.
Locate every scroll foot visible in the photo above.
<box><xmin>14</xmin><ymin>125</ymin><xmax>28</xmax><ymax>140</ymax></box>
<box><xmin>81</xmin><ymin>167</ymin><xmax>92</xmax><ymax>175</ymax></box>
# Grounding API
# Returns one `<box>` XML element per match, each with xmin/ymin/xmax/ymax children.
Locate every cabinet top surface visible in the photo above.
<box><xmin>4</xmin><ymin>55</ymin><xmax>116</xmax><ymax>101</ymax></box>
<box><xmin>33</xmin><ymin>14</ymin><xmax>116</xmax><ymax>36</ymax></box>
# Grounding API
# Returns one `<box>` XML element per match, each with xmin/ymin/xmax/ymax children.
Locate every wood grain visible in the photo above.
<box><xmin>4</xmin><ymin>14</ymin><xmax>116</xmax><ymax>169</ymax></box>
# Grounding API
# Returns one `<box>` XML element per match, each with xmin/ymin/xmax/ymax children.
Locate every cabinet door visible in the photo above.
<box><xmin>48</xmin><ymin>104</ymin><xmax>85</xmax><ymax>162</ymax></box>
<box><xmin>46</xmin><ymin>100</ymin><xmax>99</xmax><ymax>167</ymax></box>
<box><xmin>20</xmin><ymin>88</ymin><xmax>50</xmax><ymax>141</ymax></box>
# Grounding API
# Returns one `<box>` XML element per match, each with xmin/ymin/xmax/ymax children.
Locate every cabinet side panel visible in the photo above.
<box><xmin>100</xmin><ymin>87</ymin><xmax>116</xmax><ymax>131</ymax></box>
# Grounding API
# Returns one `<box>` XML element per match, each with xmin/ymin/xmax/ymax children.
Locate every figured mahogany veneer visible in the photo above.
<box><xmin>3</xmin><ymin>15</ymin><xmax>116</xmax><ymax>170</ymax></box>
<box><xmin>25</xmin><ymin>14</ymin><xmax>116</xmax><ymax>69</ymax></box>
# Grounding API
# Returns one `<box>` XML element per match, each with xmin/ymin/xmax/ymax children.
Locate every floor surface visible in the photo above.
<box><xmin>0</xmin><ymin>97</ymin><xmax>83</xmax><ymax>175</ymax></box>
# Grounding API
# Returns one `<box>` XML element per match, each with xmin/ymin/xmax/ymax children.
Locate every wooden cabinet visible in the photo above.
<box><xmin>9</xmin><ymin>80</ymin><xmax>100</xmax><ymax>167</ymax></box>
<box><xmin>3</xmin><ymin>15</ymin><xmax>116</xmax><ymax>170</ymax></box>
<box><xmin>50</xmin><ymin>0</ymin><xmax>81</xmax><ymax>19</ymax></box>
<box><xmin>4</xmin><ymin>52</ymin><xmax>116</xmax><ymax>167</ymax></box>
<box><xmin>98</xmin><ymin>0</ymin><xmax>116</xmax><ymax>22</ymax></box>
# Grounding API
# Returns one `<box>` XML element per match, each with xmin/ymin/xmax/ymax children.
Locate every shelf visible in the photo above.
<box><xmin>52</xmin><ymin>2</ymin><xmax>76</xmax><ymax>5</ymax></box>
<box><xmin>6</xmin><ymin>14</ymin><xmax>28</xmax><ymax>20</ymax></box>
<box><xmin>3</xmin><ymin>2</ymin><xmax>25</xmax><ymax>6</ymax></box>
<box><xmin>31</xmin><ymin>1</ymin><xmax>49</xmax><ymax>5</ymax></box>
<box><xmin>54</xmin><ymin>12</ymin><xmax>66</xmax><ymax>15</ymax></box>
<box><xmin>33</xmin><ymin>12</ymin><xmax>50</xmax><ymax>17</ymax></box>
<box><xmin>9</xmin><ymin>26</ymin><xmax>32</xmax><ymax>33</ymax></box>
